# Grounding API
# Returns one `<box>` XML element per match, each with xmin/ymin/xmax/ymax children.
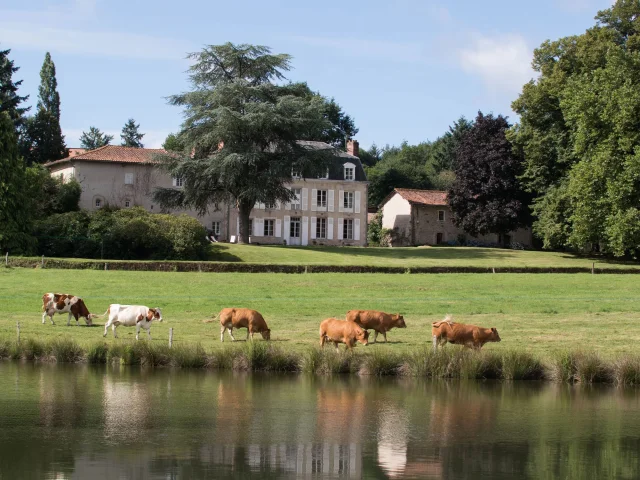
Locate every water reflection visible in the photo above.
<box><xmin>1</xmin><ymin>364</ymin><xmax>640</xmax><ymax>479</ymax></box>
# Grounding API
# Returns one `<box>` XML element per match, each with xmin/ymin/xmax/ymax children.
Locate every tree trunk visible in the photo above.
<box><xmin>237</xmin><ymin>200</ymin><xmax>253</xmax><ymax>244</ymax></box>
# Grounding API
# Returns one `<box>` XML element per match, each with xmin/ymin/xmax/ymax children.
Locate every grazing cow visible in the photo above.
<box><xmin>431</xmin><ymin>315</ymin><xmax>501</xmax><ymax>350</ymax></box>
<box><xmin>102</xmin><ymin>304</ymin><xmax>163</xmax><ymax>340</ymax></box>
<box><xmin>319</xmin><ymin>318</ymin><xmax>369</xmax><ymax>351</ymax></box>
<box><xmin>346</xmin><ymin>310</ymin><xmax>406</xmax><ymax>343</ymax></box>
<box><xmin>212</xmin><ymin>308</ymin><xmax>271</xmax><ymax>342</ymax></box>
<box><xmin>41</xmin><ymin>293</ymin><xmax>97</xmax><ymax>326</ymax></box>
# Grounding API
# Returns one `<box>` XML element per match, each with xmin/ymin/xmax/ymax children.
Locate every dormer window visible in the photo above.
<box><xmin>343</xmin><ymin>162</ymin><xmax>355</xmax><ymax>181</ymax></box>
<box><xmin>173</xmin><ymin>177</ymin><xmax>184</xmax><ymax>188</ymax></box>
<box><xmin>318</xmin><ymin>169</ymin><xmax>329</xmax><ymax>180</ymax></box>
<box><xmin>291</xmin><ymin>168</ymin><xmax>301</xmax><ymax>179</ymax></box>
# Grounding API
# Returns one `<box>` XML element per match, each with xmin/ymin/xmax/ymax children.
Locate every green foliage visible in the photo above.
<box><xmin>512</xmin><ymin>1</ymin><xmax>640</xmax><ymax>256</ymax></box>
<box><xmin>21</xmin><ymin>53</ymin><xmax>66</xmax><ymax>164</ymax></box>
<box><xmin>80</xmin><ymin>126</ymin><xmax>113</xmax><ymax>150</ymax></box>
<box><xmin>449</xmin><ymin>111</ymin><xmax>530</xmax><ymax>238</ymax></box>
<box><xmin>430</xmin><ymin>116</ymin><xmax>473</xmax><ymax>171</ymax></box>
<box><xmin>162</xmin><ymin>133</ymin><xmax>184</xmax><ymax>153</ymax></box>
<box><xmin>25</xmin><ymin>165</ymin><xmax>81</xmax><ymax>217</ymax></box>
<box><xmin>120</xmin><ymin>118</ymin><xmax>144</xmax><ymax>148</ymax></box>
<box><xmin>0</xmin><ymin>46</ymin><xmax>29</xmax><ymax>128</ymax></box>
<box><xmin>34</xmin><ymin>206</ymin><xmax>208</xmax><ymax>260</ymax></box>
<box><xmin>0</xmin><ymin>112</ymin><xmax>35</xmax><ymax>254</ymax></box>
<box><xmin>154</xmin><ymin>43</ymin><xmax>338</xmax><ymax>243</ymax></box>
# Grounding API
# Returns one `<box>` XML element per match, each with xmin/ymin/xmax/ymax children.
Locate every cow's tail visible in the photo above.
<box><xmin>432</xmin><ymin>314</ymin><xmax>455</xmax><ymax>328</ymax></box>
<box><xmin>203</xmin><ymin>313</ymin><xmax>221</xmax><ymax>324</ymax></box>
<box><xmin>90</xmin><ymin>308</ymin><xmax>110</xmax><ymax>319</ymax></box>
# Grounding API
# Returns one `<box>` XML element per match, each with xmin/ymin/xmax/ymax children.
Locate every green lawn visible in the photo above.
<box><xmin>1</xmin><ymin>268</ymin><xmax>639</xmax><ymax>357</ymax></box>
<box><xmin>208</xmin><ymin>244</ymin><xmax>640</xmax><ymax>269</ymax></box>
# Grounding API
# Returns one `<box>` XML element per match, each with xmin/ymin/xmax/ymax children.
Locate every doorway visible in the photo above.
<box><xmin>289</xmin><ymin>217</ymin><xmax>301</xmax><ymax>245</ymax></box>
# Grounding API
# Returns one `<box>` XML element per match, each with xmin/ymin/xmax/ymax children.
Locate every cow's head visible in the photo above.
<box><xmin>84</xmin><ymin>315</ymin><xmax>95</xmax><ymax>326</ymax></box>
<box><xmin>356</xmin><ymin>327</ymin><xmax>369</xmax><ymax>346</ymax></box>
<box><xmin>147</xmin><ymin>308</ymin><xmax>163</xmax><ymax>322</ymax></box>
<box><xmin>260</xmin><ymin>329</ymin><xmax>271</xmax><ymax>341</ymax></box>
<box><xmin>490</xmin><ymin>327</ymin><xmax>501</xmax><ymax>342</ymax></box>
<box><xmin>392</xmin><ymin>314</ymin><xmax>406</xmax><ymax>328</ymax></box>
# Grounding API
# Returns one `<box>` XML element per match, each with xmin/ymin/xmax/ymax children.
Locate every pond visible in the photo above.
<box><xmin>0</xmin><ymin>363</ymin><xmax>639</xmax><ymax>479</ymax></box>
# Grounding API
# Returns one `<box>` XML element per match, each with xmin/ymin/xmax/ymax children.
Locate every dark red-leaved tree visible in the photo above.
<box><xmin>448</xmin><ymin>111</ymin><xmax>530</xmax><ymax>242</ymax></box>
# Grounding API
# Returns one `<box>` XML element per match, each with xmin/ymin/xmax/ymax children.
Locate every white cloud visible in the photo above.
<box><xmin>457</xmin><ymin>34</ymin><xmax>535</xmax><ymax>94</ymax></box>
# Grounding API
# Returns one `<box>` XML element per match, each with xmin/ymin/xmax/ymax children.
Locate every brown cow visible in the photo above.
<box><xmin>431</xmin><ymin>315</ymin><xmax>501</xmax><ymax>350</ymax></box>
<box><xmin>320</xmin><ymin>318</ymin><xmax>369</xmax><ymax>351</ymax></box>
<box><xmin>41</xmin><ymin>292</ymin><xmax>98</xmax><ymax>326</ymax></box>
<box><xmin>212</xmin><ymin>308</ymin><xmax>271</xmax><ymax>342</ymax></box>
<box><xmin>346</xmin><ymin>310</ymin><xmax>406</xmax><ymax>343</ymax></box>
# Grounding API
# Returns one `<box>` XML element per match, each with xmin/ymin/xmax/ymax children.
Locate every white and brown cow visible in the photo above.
<box><xmin>102</xmin><ymin>304</ymin><xmax>163</xmax><ymax>340</ymax></box>
<box><xmin>42</xmin><ymin>293</ymin><xmax>97</xmax><ymax>326</ymax></box>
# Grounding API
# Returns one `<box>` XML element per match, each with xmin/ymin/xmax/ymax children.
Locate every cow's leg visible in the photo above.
<box><xmin>112</xmin><ymin>324</ymin><xmax>118</xmax><ymax>338</ymax></box>
<box><xmin>320</xmin><ymin>334</ymin><xmax>326</xmax><ymax>348</ymax></box>
<box><xmin>227</xmin><ymin>327</ymin><xmax>236</xmax><ymax>341</ymax></box>
<box><xmin>382</xmin><ymin>330</ymin><xmax>388</xmax><ymax>343</ymax></box>
<box><xmin>334</xmin><ymin>341</ymin><xmax>340</xmax><ymax>352</ymax></box>
<box><xmin>372</xmin><ymin>330</ymin><xmax>378</xmax><ymax>343</ymax></box>
<box><xmin>41</xmin><ymin>311</ymin><xmax>47</xmax><ymax>324</ymax></box>
<box><xmin>220</xmin><ymin>325</ymin><xmax>226</xmax><ymax>342</ymax></box>
<box><xmin>103</xmin><ymin>321</ymin><xmax>110</xmax><ymax>337</ymax></box>
<box><xmin>75</xmin><ymin>314</ymin><xmax>80</xmax><ymax>327</ymax></box>
<box><xmin>67</xmin><ymin>312</ymin><xmax>72</xmax><ymax>327</ymax></box>
<box><xmin>136</xmin><ymin>324</ymin><xmax>140</xmax><ymax>341</ymax></box>
<box><xmin>147</xmin><ymin>327</ymin><xmax>151</xmax><ymax>340</ymax></box>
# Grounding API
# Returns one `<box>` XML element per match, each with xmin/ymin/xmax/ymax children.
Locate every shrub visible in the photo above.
<box><xmin>613</xmin><ymin>356</ymin><xmax>640</xmax><ymax>386</ymax></box>
<box><xmin>501</xmin><ymin>350</ymin><xmax>545</xmax><ymax>380</ymax></box>
<box><xmin>549</xmin><ymin>351</ymin><xmax>613</xmax><ymax>384</ymax></box>
<box><xmin>49</xmin><ymin>338</ymin><xmax>84</xmax><ymax>363</ymax></box>
<box><xmin>86</xmin><ymin>342</ymin><xmax>109</xmax><ymax>364</ymax></box>
<box><xmin>360</xmin><ymin>350</ymin><xmax>403</xmax><ymax>376</ymax></box>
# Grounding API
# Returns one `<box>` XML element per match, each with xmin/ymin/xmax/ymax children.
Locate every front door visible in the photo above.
<box><xmin>290</xmin><ymin>217</ymin><xmax>301</xmax><ymax>245</ymax></box>
<box><xmin>436</xmin><ymin>232</ymin><xmax>444</xmax><ymax>244</ymax></box>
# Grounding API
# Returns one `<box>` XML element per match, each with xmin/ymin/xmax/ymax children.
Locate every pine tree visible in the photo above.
<box><xmin>23</xmin><ymin>52</ymin><xmax>66</xmax><ymax>164</ymax></box>
<box><xmin>80</xmin><ymin>126</ymin><xmax>113</xmax><ymax>150</ymax></box>
<box><xmin>0</xmin><ymin>112</ymin><xmax>34</xmax><ymax>253</ymax></box>
<box><xmin>0</xmin><ymin>47</ymin><xmax>29</xmax><ymax>129</ymax></box>
<box><xmin>120</xmin><ymin>118</ymin><xmax>144</xmax><ymax>148</ymax></box>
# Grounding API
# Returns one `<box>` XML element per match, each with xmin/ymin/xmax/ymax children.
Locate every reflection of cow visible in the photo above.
<box><xmin>432</xmin><ymin>315</ymin><xmax>501</xmax><ymax>350</ymax></box>
<box><xmin>346</xmin><ymin>310</ymin><xmax>406</xmax><ymax>343</ymax></box>
<box><xmin>320</xmin><ymin>319</ymin><xmax>369</xmax><ymax>351</ymax></box>
<box><xmin>41</xmin><ymin>293</ymin><xmax>97</xmax><ymax>326</ymax></box>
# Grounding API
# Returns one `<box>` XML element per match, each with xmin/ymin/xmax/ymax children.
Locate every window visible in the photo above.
<box><xmin>95</xmin><ymin>198</ymin><xmax>102</xmax><ymax>208</ymax></box>
<box><xmin>317</xmin><ymin>169</ymin><xmax>329</xmax><ymax>179</ymax></box>
<box><xmin>344</xmin><ymin>162</ymin><xmax>355</xmax><ymax>181</ymax></box>
<box><xmin>291</xmin><ymin>168</ymin><xmax>301</xmax><ymax>179</ymax></box>
<box><xmin>124</xmin><ymin>173</ymin><xmax>134</xmax><ymax>185</ymax></box>
<box><xmin>212</xmin><ymin>221</ymin><xmax>220</xmax><ymax>236</ymax></box>
<box><xmin>438</xmin><ymin>210</ymin><xmax>445</xmax><ymax>221</ymax></box>
<box><xmin>291</xmin><ymin>188</ymin><xmax>301</xmax><ymax>210</ymax></box>
<box><xmin>124</xmin><ymin>199</ymin><xmax>131</xmax><ymax>208</ymax></box>
<box><xmin>265</xmin><ymin>201</ymin><xmax>276</xmax><ymax>210</ymax></box>
<box><xmin>290</xmin><ymin>217</ymin><xmax>301</xmax><ymax>238</ymax></box>
<box><xmin>317</xmin><ymin>189</ymin><xmax>327</xmax><ymax>208</ymax></box>
<box><xmin>264</xmin><ymin>219</ymin><xmax>274</xmax><ymax>236</ymax></box>
<box><xmin>316</xmin><ymin>217</ymin><xmax>327</xmax><ymax>239</ymax></box>
<box><xmin>343</xmin><ymin>192</ymin><xmax>354</xmax><ymax>210</ymax></box>
<box><xmin>173</xmin><ymin>177</ymin><xmax>184</xmax><ymax>188</ymax></box>
<box><xmin>343</xmin><ymin>218</ymin><xmax>354</xmax><ymax>240</ymax></box>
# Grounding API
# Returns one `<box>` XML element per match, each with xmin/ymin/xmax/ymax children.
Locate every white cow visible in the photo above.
<box><xmin>102</xmin><ymin>304</ymin><xmax>163</xmax><ymax>340</ymax></box>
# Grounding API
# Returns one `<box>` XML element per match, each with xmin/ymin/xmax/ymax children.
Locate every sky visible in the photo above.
<box><xmin>1</xmin><ymin>0</ymin><xmax>616</xmax><ymax>150</ymax></box>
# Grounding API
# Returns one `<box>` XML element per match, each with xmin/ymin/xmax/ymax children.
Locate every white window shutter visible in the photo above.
<box><xmin>354</xmin><ymin>218</ymin><xmax>361</xmax><ymax>241</ymax></box>
<box><xmin>283</xmin><ymin>215</ymin><xmax>290</xmax><ymax>243</ymax></box>
<box><xmin>302</xmin><ymin>188</ymin><xmax>309</xmax><ymax>211</ymax></box>
<box><xmin>302</xmin><ymin>216</ymin><xmax>309</xmax><ymax>245</ymax></box>
<box><xmin>172</xmin><ymin>177</ymin><xmax>177</xmax><ymax>187</ymax></box>
<box><xmin>236</xmin><ymin>218</ymin><xmax>239</xmax><ymax>236</ymax></box>
<box><xmin>328</xmin><ymin>190</ymin><xmax>335</xmax><ymax>212</ymax></box>
<box><xmin>285</xmin><ymin>187</ymin><xmax>291</xmax><ymax>210</ymax></box>
<box><xmin>275</xmin><ymin>219</ymin><xmax>282</xmax><ymax>237</ymax></box>
<box><xmin>255</xmin><ymin>219</ymin><xmax>264</xmax><ymax>237</ymax></box>
<box><xmin>310</xmin><ymin>217</ymin><xmax>317</xmax><ymax>239</ymax></box>
<box><xmin>311</xmin><ymin>189</ymin><xmax>317</xmax><ymax>211</ymax></box>
<box><xmin>355</xmin><ymin>191</ymin><xmax>361</xmax><ymax>214</ymax></box>
<box><xmin>328</xmin><ymin>217</ymin><xmax>334</xmax><ymax>239</ymax></box>
<box><xmin>337</xmin><ymin>217</ymin><xmax>344</xmax><ymax>240</ymax></box>
<box><xmin>276</xmin><ymin>201</ymin><xmax>281</xmax><ymax>210</ymax></box>
<box><xmin>339</xmin><ymin>190</ymin><xmax>344</xmax><ymax>213</ymax></box>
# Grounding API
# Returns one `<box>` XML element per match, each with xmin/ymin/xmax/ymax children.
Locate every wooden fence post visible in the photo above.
<box><xmin>592</xmin><ymin>262</ymin><xmax>595</xmax><ymax>275</ymax></box>
<box><xmin>5</xmin><ymin>252</ymin><xmax>8</xmax><ymax>266</ymax></box>
<box><xmin>104</xmin><ymin>263</ymin><xmax>108</xmax><ymax>271</ymax></box>
<box><xmin>492</xmin><ymin>267</ymin><xmax>496</xmax><ymax>274</ymax></box>
<box><xmin>41</xmin><ymin>255</ymin><xmax>44</xmax><ymax>268</ymax></box>
<box><xmin>432</xmin><ymin>335</ymin><xmax>437</xmax><ymax>353</ymax></box>
<box><xmin>169</xmin><ymin>328</ymin><xmax>173</xmax><ymax>348</ymax></box>
<box><xmin>16</xmin><ymin>322</ymin><xmax>20</xmax><ymax>344</ymax></box>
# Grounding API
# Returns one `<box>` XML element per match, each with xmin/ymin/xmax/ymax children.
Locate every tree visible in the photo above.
<box><xmin>22</xmin><ymin>52</ymin><xmax>66</xmax><ymax>164</ymax></box>
<box><xmin>511</xmin><ymin>0</ymin><xmax>640</xmax><ymax>255</ymax></box>
<box><xmin>120</xmin><ymin>118</ymin><xmax>144</xmax><ymax>148</ymax></box>
<box><xmin>153</xmin><ymin>43</ymin><xmax>333</xmax><ymax>243</ymax></box>
<box><xmin>0</xmin><ymin>112</ymin><xmax>34</xmax><ymax>253</ymax></box>
<box><xmin>80</xmin><ymin>126</ymin><xmax>113</xmax><ymax>150</ymax></box>
<box><xmin>448</xmin><ymin>111</ymin><xmax>530</xmax><ymax>241</ymax></box>
<box><xmin>162</xmin><ymin>133</ymin><xmax>184</xmax><ymax>152</ymax></box>
<box><xmin>429</xmin><ymin>116</ymin><xmax>473</xmax><ymax>171</ymax></box>
<box><xmin>0</xmin><ymin>46</ymin><xmax>29</xmax><ymax>129</ymax></box>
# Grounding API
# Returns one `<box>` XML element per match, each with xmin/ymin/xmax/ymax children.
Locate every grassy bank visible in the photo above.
<box><xmin>2</xmin><ymin>337</ymin><xmax>640</xmax><ymax>385</ymax></box>
<box><xmin>8</xmin><ymin>244</ymin><xmax>640</xmax><ymax>271</ymax></box>
<box><xmin>3</xmin><ymin>269</ymin><xmax>640</xmax><ymax>357</ymax></box>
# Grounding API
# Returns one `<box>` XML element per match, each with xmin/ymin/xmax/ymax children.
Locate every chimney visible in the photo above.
<box><xmin>346</xmin><ymin>140</ymin><xmax>359</xmax><ymax>157</ymax></box>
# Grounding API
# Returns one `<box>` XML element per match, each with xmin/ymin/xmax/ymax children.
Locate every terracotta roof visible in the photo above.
<box><xmin>382</xmin><ymin>188</ymin><xmax>449</xmax><ymax>207</ymax></box>
<box><xmin>45</xmin><ymin>145</ymin><xmax>167</xmax><ymax>168</ymax></box>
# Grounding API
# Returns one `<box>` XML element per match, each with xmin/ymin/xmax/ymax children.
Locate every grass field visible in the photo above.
<box><xmin>1</xmin><ymin>267</ymin><xmax>640</xmax><ymax>358</ymax></box>
<box><xmin>206</xmin><ymin>244</ymin><xmax>640</xmax><ymax>269</ymax></box>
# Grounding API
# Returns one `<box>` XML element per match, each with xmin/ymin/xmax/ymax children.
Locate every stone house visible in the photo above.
<box><xmin>45</xmin><ymin>141</ymin><xmax>368</xmax><ymax>246</ymax></box>
<box><xmin>380</xmin><ymin>188</ymin><xmax>532</xmax><ymax>247</ymax></box>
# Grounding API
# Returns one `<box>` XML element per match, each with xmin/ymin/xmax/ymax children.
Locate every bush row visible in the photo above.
<box><xmin>2</xmin><ymin>338</ymin><xmax>640</xmax><ymax>385</ymax></box>
<box><xmin>32</xmin><ymin>207</ymin><xmax>208</xmax><ymax>260</ymax></box>
<box><xmin>5</xmin><ymin>257</ymin><xmax>640</xmax><ymax>274</ymax></box>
